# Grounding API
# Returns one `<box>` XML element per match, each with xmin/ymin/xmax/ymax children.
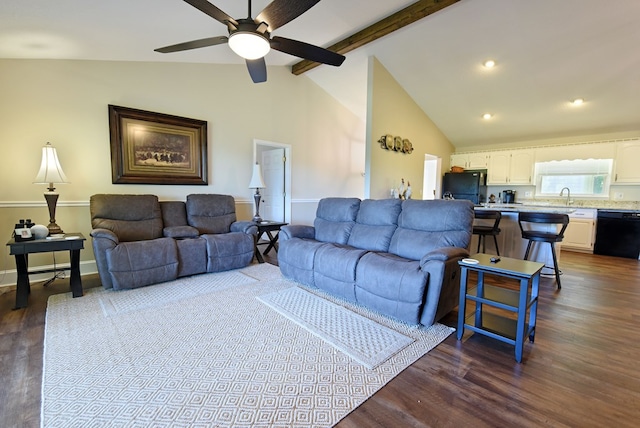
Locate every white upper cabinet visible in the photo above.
<box><xmin>613</xmin><ymin>140</ymin><xmax>640</xmax><ymax>184</ymax></box>
<box><xmin>453</xmin><ymin>139</ymin><xmax>631</xmax><ymax>185</ymax></box>
<box><xmin>487</xmin><ymin>149</ymin><xmax>534</xmax><ymax>185</ymax></box>
<box><xmin>487</xmin><ymin>151</ymin><xmax>510</xmax><ymax>184</ymax></box>
<box><xmin>450</xmin><ymin>152</ymin><xmax>488</xmax><ymax>170</ymax></box>
<box><xmin>509</xmin><ymin>150</ymin><xmax>534</xmax><ymax>184</ymax></box>
<box><xmin>450</xmin><ymin>153</ymin><xmax>468</xmax><ymax>169</ymax></box>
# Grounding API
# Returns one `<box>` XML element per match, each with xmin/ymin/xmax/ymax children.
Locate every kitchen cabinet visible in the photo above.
<box><xmin>614</xmin><ymin>140</ymin><xmax>640</xmax><ymax>184</ymax></box>
<box><xmin>487</xmin><ymin>149</ymin><xmax>534</xmax><ymax>185</ymax></box>
<box><xmin>487</xmin><ymin>151</ymin><xmax>510</xmax><ymax>184</ymax></box>
<box><xmin>509</xmin><ymin>150</ymin><xmax>534</xmax><ymax>184</ymax></box>
<box><xmin>451</xmin><ymin>152</ymin><xmax>488</xmax><ymax>170</ymax></box>
<box><xmin>562</xmin><ymin>209</ymin><xmax>597</xmax><ymax>252</ymax></box>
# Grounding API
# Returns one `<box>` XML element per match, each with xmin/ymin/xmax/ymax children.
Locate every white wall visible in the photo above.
<box><xmin>0</xmin><ymin>59</ymin><xmax>364</xmax><ymax>203</ymax></box>
<box><xmin>0</xmin><ymin>59</ymin><xmax>365</xmax><ymax>285</ymax></box>
<box><xmin>366</xmin><ymin>57</ymin><xmax>454</xmax><ymax>200</ymax></box>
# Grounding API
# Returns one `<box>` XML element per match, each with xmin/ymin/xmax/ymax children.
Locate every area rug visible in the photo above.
<box><xmin>258</xmin><ymin>287</ymin><xmax>414</xmax><ymax>369</ymax></box>
<box><xmin>42</xmin><ymin>263</ymin><xmax>454</xmax><ymax>427</ymax></box>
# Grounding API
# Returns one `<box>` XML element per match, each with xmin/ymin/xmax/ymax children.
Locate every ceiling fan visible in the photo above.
<box><xmin>155</xmin><ymin>0</ymin><xmax>346</xmax><ymax>83</ymax></box>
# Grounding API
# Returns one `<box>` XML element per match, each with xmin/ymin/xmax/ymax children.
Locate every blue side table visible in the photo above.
<box><xmin>457</xmin><ymin>253</ymin><xmax>544</xmax><ymax>363</ymax></box>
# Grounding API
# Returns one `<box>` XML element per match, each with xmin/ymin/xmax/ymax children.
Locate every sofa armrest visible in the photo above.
<box><xmin>90</xmin><ymin>228</ymin><xmax>119</xmax><ymax>244</ymax></box>
<box><xmin>419</xmin><ymin>246</ymin><xmax>469</xmax><ymax>267</ymax></box>
<box><xmin>280</xmin><ymin>225</ymin><xmax>315</xmax><ymax>241</ymax></box>
<box><xmin>231</xmin><ymin>221</ymin><xmax>258</xmax><ymax>235</ymax></box>
<box><xmin>163</xmin><ymin>225</ymin><xmax>200</xmax><ymax>239</ymax></box>
<box><xmin>418</xmin><ymin>247</ymin><xmax>469</xmax><ymax>325</ymax></box>
<box><xmin>90</xmin><ymin>228</ymin><xmax>119</xmax><ymax>289</ymax></box>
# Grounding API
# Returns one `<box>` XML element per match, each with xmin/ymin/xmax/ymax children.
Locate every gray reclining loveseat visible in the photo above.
<box><xmin>90</xmin><ymin>194</ymin><xmax>256</xmax><ymax>290</ymax></box>
<box><xmin>277</xmin><ymin>198</ymin><xmax>474</xmax><ymax>326</ymax></box>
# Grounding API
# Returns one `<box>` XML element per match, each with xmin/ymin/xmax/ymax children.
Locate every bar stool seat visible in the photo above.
<box><xmin>518</xmin><ymin>212</ymin><xmax>569</xmax><ymax>289</ymax></box>
<box><xmin>473</xmin><ymin>210</ymin><xmax>502</xmax><ymax>255</ymax></box>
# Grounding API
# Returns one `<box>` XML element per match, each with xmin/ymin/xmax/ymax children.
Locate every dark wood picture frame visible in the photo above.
<box><xmin>108</xmin><ymin>105</ymin><xmax>208</xmax><ymax>185</ymax></box>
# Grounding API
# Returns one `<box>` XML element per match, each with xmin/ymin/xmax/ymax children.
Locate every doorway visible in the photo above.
<box><xmin>254</xmin><ymin>139</ymin><xmax>292</xmax><ymax>223</ymax></box>
<box><xmin>423</xmin><ymin>154</ymin><xmax>442</xmax><ymax>200</ymax></box>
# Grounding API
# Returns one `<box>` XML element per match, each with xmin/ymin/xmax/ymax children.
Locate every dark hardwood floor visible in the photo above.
<box><xmin>1</xmin><ymin>251</ymin><xmax>639</xmax><ymax>427</ymax></box>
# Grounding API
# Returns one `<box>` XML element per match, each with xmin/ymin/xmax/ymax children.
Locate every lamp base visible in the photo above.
<box><xmin>47</xmin><ymin>222</ymin><xmax>63</xmax><ymax>235</ymax></box>
<box><xmin>44</xmin><ymin>192</ymin><xmax>63</xmax><ymax>235</ymax></box>
<box><xmin>253</xmin><ymin>190</ymin><xmax>263</xmax><ymax>223</ymax></box>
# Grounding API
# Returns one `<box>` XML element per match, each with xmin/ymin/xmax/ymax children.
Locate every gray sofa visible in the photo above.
<box><xmin>90</xmin><ymin>194</ymin><xmax>257</xmax><ymax>290</ymax></box>
<box><xmin>277</xmin><ymin>198</ymin><xmax>474</xmax><ymax>326</ymax></box>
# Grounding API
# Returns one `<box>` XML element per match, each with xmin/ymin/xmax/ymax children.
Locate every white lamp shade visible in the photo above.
<box><xmin>228</xmin><ymin>32</ymin><xmax>271</xmax><ymax>60</ymax></box>
<box><xmin>34</xmin><ymin>142</ymin><xmax>69</xmax><ymax>185</ymax></box>
<box><xmin>248</xmin><ymin>163</ymin><xmax>266</xmax><ymax>188</ymax></box>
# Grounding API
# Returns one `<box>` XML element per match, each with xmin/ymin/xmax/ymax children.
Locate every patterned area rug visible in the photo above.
<box><xmin>42</xmin><ymin>263</ymin><xmax>453</xmax><ymax>427</ymax></box>
<box><xmin>258</xmin><ymin>287</ymin><xmax>414</xmax><ymax>369</ymax></box>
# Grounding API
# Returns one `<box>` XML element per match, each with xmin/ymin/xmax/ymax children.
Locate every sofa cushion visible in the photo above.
<box><xmin>355</xmin><ymin>252</ymin><xmax>429</xmax><ymax>325</ymax></box>
<box><xmin>176</xmin><ymin>237</ymin><xmax>207</xmax><ymax>277</ymax></box>
<box><xmin>314</xmin><ymin>198</ymin><xmax>361</xmax><ymax>244</ymax></box>
<box><xmin>160</xmin><ymin>201</ymin><xmax>188</xmax><ymax>227</ymax></box>
<box><xmin>163</xmin><ymin>225</ymin><xmax>200</xmax><ymax>239</ymax></box>
<box><xmin>202</xmin><ymin>232</ymin><xmax>254</xmax><ymax>272</ymax></box>
<box><xmin>389</xmin><ymin>200</ymin><xmax>474</xmax><ymax>260</ymax></box>
<box><xmin>90</xmin><ymin>194</ymin><xmax>163</xmax><ymax>242</ymax></box>
<box><xmin>277</xmin><ymin>238</ymin><xmax>327</xmax><ymax>287</ymax></box>
<box><xmin>186</xmin><ymin>194</ymin><xmax>237</xmax><ymax>234</ymax></box>
<box><xmin>313</xmin><ymin>244</ymin><xmax>367</xmax><ymax>302</ymax></box>
<box><xmin>347</xmin><ymin>199</ymin><xmax>401</xmax><ymax>252</ymax></box>
<box><xmin>106</xmin><ymin>237</ymin><xmax>178</xmax><ymax>290</ymax></box>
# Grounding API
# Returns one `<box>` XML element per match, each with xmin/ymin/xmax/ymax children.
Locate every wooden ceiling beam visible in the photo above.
<box><xmin>291</xmin><ymin>0</ymin><xmax>460</xmax><ymax>75</ymax></box>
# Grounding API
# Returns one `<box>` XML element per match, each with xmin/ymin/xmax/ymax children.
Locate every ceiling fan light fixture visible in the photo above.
<box><xmin>228</xmin><ymin>31</ymin><xmax>270</xmax><ymax>60</ymax></box>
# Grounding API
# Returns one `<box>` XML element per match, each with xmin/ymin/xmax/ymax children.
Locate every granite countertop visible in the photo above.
<box><xmin>475</xmin><ymin>204</ymin><xmax>576</xmax><ymax>214</ymax></box>
<box><xmin>512</xmin><ymin>199</ymin><xmax>640</xmax><ymax>211</ymax></box>
<box><xmin>476</xmin><ymin>199</ymin><xmax>640</xmax><ymax>213</ymax></box>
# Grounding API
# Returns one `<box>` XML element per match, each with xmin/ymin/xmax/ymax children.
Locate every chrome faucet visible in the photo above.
<box><xmin>560</xmin><ymin>187</ymin><xmax>572</xmax><ymax>206</ymax></box>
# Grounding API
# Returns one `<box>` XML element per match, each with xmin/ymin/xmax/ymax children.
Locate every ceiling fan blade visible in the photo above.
<box><xmin>154</xmin><ymin>36</ymin><xmax>228</xmax><ymax>53</ymax></box>
<box><xmin>183</xmin><ymin>0</ymin><xmax>237</xmax><ymax>26</ymax></box>
<box><xmin>256</xmin><ymin>0</ymin><xmax>320</xmax><ymax>32</ymax></box>
<box><xmin>271</xmin><ymin>36</ymin><xmax>345</xmax><ymax>66</ymax></box>
<box><xmin>246</xmin><ymin>58</ymin><xmax>267</xmax><ymax>83</ymax></box>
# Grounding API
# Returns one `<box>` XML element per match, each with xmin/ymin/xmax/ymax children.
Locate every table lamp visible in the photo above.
<box><xmin>33</xmin><ymin>142</ymin><xmax>69</xmax><ymax>234</ymax></box>
<box><xmin>248</xmin><ymin>162</ymin><xmax>266</xmax><ymax>222</ymax></box>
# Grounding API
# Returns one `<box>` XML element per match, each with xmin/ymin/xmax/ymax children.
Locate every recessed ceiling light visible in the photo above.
<box><xmin>571</xmin><ymin>98</ymin><xmax>585</xmax><ymax>106</ymax></box>
<box><xmin>482</xmin><ymin>113</ymin><xmax>493</xmax><ymax>120</ymax></box>
<box><xmin>483</xmin><ymin>60</ymin><xmax>496</xmax><ymax>68</ymax></box>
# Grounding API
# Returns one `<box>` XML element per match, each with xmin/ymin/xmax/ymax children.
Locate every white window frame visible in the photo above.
<box><xmin>534</xmin><ymin>159</ymin><xmax>613</xmax><ymax>199</ymax></box>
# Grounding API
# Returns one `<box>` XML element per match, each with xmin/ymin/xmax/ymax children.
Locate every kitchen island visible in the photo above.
<box><xmin>472</xmin><ymin>204</ymin><xmax>575</xmax><ymax>274</ymax></box>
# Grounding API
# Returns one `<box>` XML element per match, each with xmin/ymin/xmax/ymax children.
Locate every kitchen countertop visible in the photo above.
<box><xmin>508</xmin><ymin>199</ymin><xmax>640</xmax><ymax>211</ymax></box>
<box><xmin>475</xmin><ymin>204</ymin><xmax>576</xmax><ymax>214</ymax></box>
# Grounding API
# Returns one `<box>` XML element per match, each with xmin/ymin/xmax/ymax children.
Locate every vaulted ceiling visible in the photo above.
<box><xmin>2</xmin><ymin>0</ymin><xmax>639</xmax><ymax>149</ymax></box>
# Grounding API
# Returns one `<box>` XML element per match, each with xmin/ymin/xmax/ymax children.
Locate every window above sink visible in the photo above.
<box><xmin>534</xmin><ymin>158</ymin><xmax>613</xmax><ymax>198</ymax></box>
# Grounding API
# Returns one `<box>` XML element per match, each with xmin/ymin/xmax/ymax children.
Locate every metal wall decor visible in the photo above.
<box><xmin>378</xmin><ymin>134</ymin><xmax>413</xmax><ymax>154</ymax></box>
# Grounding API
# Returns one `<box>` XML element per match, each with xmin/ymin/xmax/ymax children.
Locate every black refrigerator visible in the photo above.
<box><xmin>442</xmin><ymin>171</ymin><xmax>487</xmax><ymax>204</ymax></box>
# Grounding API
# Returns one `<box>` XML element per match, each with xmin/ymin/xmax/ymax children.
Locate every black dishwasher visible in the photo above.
<box><xmin>593</xmin><ymin>210</ymin><xmax>640</xmax><ymax>259</ymax></box>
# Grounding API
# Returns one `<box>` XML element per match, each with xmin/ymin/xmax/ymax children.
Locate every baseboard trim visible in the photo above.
<box><xmin>0</xmin><ymin>260</ymin><xmax>98</xmax><ymax>288</ymax></box>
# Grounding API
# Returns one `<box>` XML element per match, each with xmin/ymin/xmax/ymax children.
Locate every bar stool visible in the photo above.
<box><xmin>518</xmin><ymin>212</ymin><xmax>569</xmax><ymax>289</ymax></box>
<box><xmin>473</xmin><ymin>210</ymin><xmax>502</xmax><ymax>255</ymax></box>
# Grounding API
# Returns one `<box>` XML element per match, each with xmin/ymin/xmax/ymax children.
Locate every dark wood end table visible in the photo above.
<box><xmin>7</xmin><ymin>233</ymin><xmax>86</xmax><ymax>309</ymax></box>
<box><xmin>254</xmin><ymin>221</ymin><xmax>287</xmax><ymax>263</ymax></box>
